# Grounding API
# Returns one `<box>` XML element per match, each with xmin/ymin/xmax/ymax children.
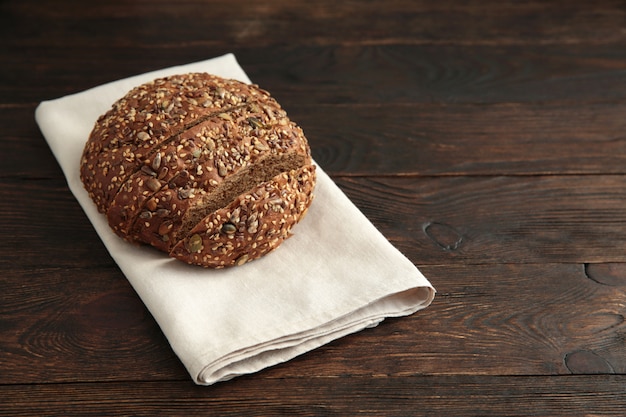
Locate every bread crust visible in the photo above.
<box><xmin>80</xmin><ymin>73</ymin><xmax>315</xmax><ymax>267</ymax></box>
<box><xmin>81</xmin><ymin>74</ymin><xmax>271</xmax><ymax>214</ymax></box>
<box><xmin>170</xmin><ymin>164</ymin><xmax>315</xmax><ymax>268</ymax></box>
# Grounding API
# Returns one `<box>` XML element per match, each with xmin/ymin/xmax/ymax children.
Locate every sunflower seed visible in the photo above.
<box><xmin>156</xmin><ymin>208</ymin><xmax>170</xmax><ymax>217</ymax></box>
<box><xmin>141</xmin><ymin>165</ymin><xmax>157</xmax><ymax>177</ymax></box>
<box><xmin>178</xmin><ymin>188</ymin><xmax>192</xmax><ymax>199</ymax></box>
<box><xmin>152</xmin><ymin>153</ymin><xmax>162</xmax><ymax>171</ymax></box>
<box><xmin>247</xmin><ymin>117</ymin><xmax>264</xmax><ymax>130</ymax></box>
<box><xmin>157</xmin><ymin>166</ymin><xmax>168</xmax><ymax>180</ymax></box>
<box><xmin>230</xmin><ymin>207</ymin><xmax>241</xmax><ymax>224</ymax></box>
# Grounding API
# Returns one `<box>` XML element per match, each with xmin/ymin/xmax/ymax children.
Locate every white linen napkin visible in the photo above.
<box><xmin>35</xmin><ymin>53</ymin><xmax>435</xmax><ymax>385</ymax></box>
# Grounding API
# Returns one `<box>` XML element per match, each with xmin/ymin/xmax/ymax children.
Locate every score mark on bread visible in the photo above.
<box><xmin>80</xmin><ymin>73</ymin><xmax>316</xmax><ymax>268</ymax></box>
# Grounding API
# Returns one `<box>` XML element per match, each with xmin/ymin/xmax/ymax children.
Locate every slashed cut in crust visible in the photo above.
<box><xmin>80</xmin><ymin>73</ymin><xmax>315</xmax><ymax>268</ymax></box>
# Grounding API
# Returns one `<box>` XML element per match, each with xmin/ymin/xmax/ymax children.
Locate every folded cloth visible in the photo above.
<box><xmin>35</xmin><ymin>53</ymin><xmax>435</xmax><ymax>385</ymax></box>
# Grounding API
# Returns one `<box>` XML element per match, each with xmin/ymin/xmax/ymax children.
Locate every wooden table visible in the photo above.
<box><xmin>3</xmin><ymin>1</ymin><xmax>626</xmax><ymax>415</ymax></box>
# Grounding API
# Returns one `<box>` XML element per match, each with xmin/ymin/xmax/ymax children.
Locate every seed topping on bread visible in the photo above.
<box><xmin>80</xmin><ymin>73</ymin><xmax>315</xmax><ymax>267</ymax></box>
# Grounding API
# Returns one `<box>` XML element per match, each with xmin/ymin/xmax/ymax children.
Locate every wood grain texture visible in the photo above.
<box><xmin>9</xmin><ymin>101</ymin><xmax>626</xmax><ymax>180</ymax></box>
<box><xmin>0</xmin><ymin>179</ymin><xmax>112</xmax><ymax>269</ymax></box>
<box><xmin>3</xmin><ymin>262</ymin><xmax>625</xmax><ymax>383</ymax></box>
<box><xmin>3</xmin><ymin>174</ymin><xmax>626</xmax><ymax>270</ymax></box>
<box><xmin>4</xmin><ymin>0</ymin><xmax>626</xmax><ymax>48</ymax></box>
<box><xmin>1</xmin><ymin>375</ymin><xmax>625</xmax><ymax>416</ymax></box>
<box><xmin>6</xmin><ymin>43</ymin><xmax>626</xmax><ymax>105</ymax></box>
<box><xmin>298</xmin><ymin>101</ymin><xmax>626</xmax><ymax>175</ymax></box>
<box><xmin>336</xmin><ymin>174</ymin><xmax>626</xmax><ymax>265</ymax></box>
<box><xmin>0</xmin><ymin>267</ymin><xmax>188</xmax><ymax>384</ymax></box>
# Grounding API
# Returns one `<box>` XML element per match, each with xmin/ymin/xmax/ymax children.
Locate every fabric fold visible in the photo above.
<box><xmin>35</xmin><ymin>53</ymin><xmax>435</xmax><ymax>385</ymax></box>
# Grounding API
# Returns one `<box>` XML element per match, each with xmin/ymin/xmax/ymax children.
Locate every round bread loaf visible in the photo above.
<box><xmin>80</xmin><ymin>73</ymin><xmax>316</xmax><ymax>268</ymax></box>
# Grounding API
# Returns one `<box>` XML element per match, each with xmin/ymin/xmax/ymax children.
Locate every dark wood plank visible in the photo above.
<box><xmin>1</xmin><ymin>375</ymin><xmax>625</xmax><ymax>416</ymax></box>
<box><xmin>298</xmin><ymin>101</ymin><xmax>626</xmax><ymax>175</ymax></box>
<box><xmin>4</xmin><ymin>262</ymin><xmax>625</xmax><ymax>383</ymax></box>
<box><xmin>0</xmin><ymin>268</ymin><xmax>188</xmax><ymax>385</ymax></box>
<box><xmin>0</xmin><ymin>179</ymin><xmax>114</xmax><ymax>270</ymax></box>
<box><xmin>325</xmin><ymin>262</ymin><xmax>626</xmax><ymax>377</ymax></box>
<box><xmin>4</xmin><ymin>0</ymin><xmax>626</xmax><ymax>49</ymax></box>
<box><xmin>6</xmin><ymin>0</ymin><xmax>626</xmax><ymax>107</ymax></box>
<box><xmin>6</xmin><ymin>43</ymin><xmax>626</xmax><ymax>105</ymax></box>
<box><xmin>3</xmin><ymin>173</ymin><xmax>626</xmax><ymax>270</ymax></box>
<box><xmin>10</xmin><ymin>99</ymin><xmax>626</xmax><ymax>184</ymax></box>
<box><xmin>243</xmin><ymin>43</ymin><xmax>626</xmax><ymax>106</ymax></box>
<box><xmin>1</xmin><ymin>106</ymin><xmax>65</xmax><ymax>180</ymax></box>
<box><xmin>334</xmin><ymin>174</ymin><xmax>626</xmax><ymax>265</ymax></box>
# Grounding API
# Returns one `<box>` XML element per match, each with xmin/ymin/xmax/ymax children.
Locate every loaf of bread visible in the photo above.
<box><xmin>80</xmin><ymin>73</ymin><xmax>316</xmax><ymax>268</ymax></box>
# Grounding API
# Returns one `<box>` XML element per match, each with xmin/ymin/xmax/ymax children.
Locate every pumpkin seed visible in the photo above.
<box><xmin>146</xmin><ymin>178</ymin><xmax>161</xmax><ymax>192</ymax></box>
<box><xmin>218</xmin><ymin>162</ymin><xmax>227</xmax><ymax>177</ymax></box>
<box><xmin>158</xmin><ymin>221</ymin><xmax>172</xmax><ymax>236</ymax></box>
<box><xmin>221</xmin><ymin>222</ymin><xmax>237</xmax><ymax>235</ymax></box>
<box><xmin>187</xmin><ymin>234</ymin><xmax>203</xmax><ymax>253</ymax></box>
<box><xmin>235</xmin><ymin>254</ymin><xmax>249</xmax><ymax>266</ymax></box>
<box><xmin>253</xmin><ymin>139</ymin><xmax>270</xmax><ymax>151</ymax></box>
<box><xmin>145</xmin><ymin>197</ymin><xmax>158</xmax><ymax>211</ymax></box>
